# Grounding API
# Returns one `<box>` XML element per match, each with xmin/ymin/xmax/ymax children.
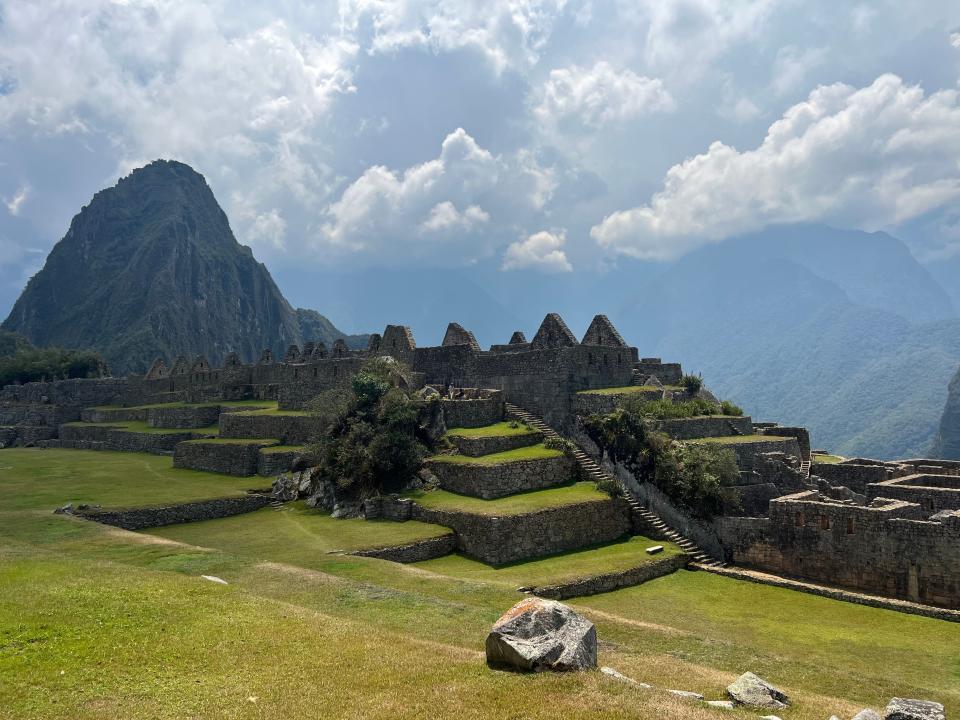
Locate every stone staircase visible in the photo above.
<box><xmin>504</xmin><ymin>402</ymin><xmax>726</xmax><ymax>568</ymax></box>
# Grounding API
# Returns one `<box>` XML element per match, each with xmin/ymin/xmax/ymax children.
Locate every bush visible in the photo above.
<box><xmin>681</xmin><ymin>374</ymin><xmax>703</xmax><ymax>393</ymax></box>
<box><xmin>306</xmin><ymin>358</ymin><xmax>436</xmax><ymax>501</ymax></box>
<box><xmin>543</xmin><ymin>436</ymin><xmax>576</xmax><ymax>457</ymax></box>
<box><xmin>0</xmin><ymin>345</ymin><xmax>107</xmax><ymax>387</ymax></box>
<box><xmin>720</xmin><ymin>400</ymin><xmax>744</xmax><ymax>417</ymax></box>
<box><xmin>581</xmin><ymin>407</ymin><xmax>740</xmax><ymax>519</ymax></box>
<box><xmin>621</xmin><ymin>396</ymin><xmax>718</xmax><ymax>419</ymax></box>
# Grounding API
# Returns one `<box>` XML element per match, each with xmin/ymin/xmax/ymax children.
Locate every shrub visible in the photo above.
<box><xmin>581</xmin><ymin>407</ymin><xmax>740</xmax><ymax>519</ymax></box>
<box><xmin>720</xmin><ymin>400</ymin><xmax>744</xmax><ymax>417</ymax></box>
<box><xmin>543</xmin><ymin>436</ymin><xmax>576</xmax><ymax>457</ymax></box>
<box><xmin>595</xmin><ymin>476</ymin><xmax>624</xmax><ymax>498</ymax></box>
<box><xmin>0</xmin><ymin>345</ymin><xmax>107</xmax><ymax>387</ymax></box>
<box><xmin>621</xmin><ymin>396</ymin><xmax>718</xmax><ymax>419</ymax></box>
<box><xmin>306</xmin><ymin>358</ymin><xmax>436</xmax><ymax>501</ymax></box>
<box><xmin>681</xmin><ymin>374</ymin><xmax>703</xmax><ymax>393</ymax></box>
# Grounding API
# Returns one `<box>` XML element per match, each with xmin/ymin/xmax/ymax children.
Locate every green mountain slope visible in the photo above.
<box><xmin>2</xmin><ymin>160</ymin><xmax>365</xmax><ymax>374</ymax></box>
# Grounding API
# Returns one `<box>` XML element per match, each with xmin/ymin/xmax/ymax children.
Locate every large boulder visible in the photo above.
<box><xmin>727</xmin><ymin>672</ymin><xmax>790</xmax><ymax>709</ymax></box>
<box><xmin>485</xmin><ymin>598</ymin><xmax>597</xmax><ymax>672</ymax></box>
<box><xmin>884</xmin><ymin>699</ymin><xmax>945</xmax><ymax>720</ymax></box>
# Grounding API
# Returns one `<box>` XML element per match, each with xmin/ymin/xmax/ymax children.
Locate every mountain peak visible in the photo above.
<box><xmin>2</xmin><ymin>160</ymin><xmax>364</xmax><ymax>373</ymax></box>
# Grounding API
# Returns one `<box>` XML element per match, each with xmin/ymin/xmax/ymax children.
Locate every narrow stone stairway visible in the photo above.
<box><xmin>504</xmin><ymin>402</ymin><xmax>726</xmax><ymax>568</ymax></box>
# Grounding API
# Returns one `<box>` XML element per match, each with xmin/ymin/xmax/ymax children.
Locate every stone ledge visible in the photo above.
<box><xmin>448</xmin><ymin>431</ymin><xmax>543</xmax><ymax>457</ymax></box>
<box><xmin>75</xmin><ymin>494</ymin><xmax>272</xmax><ymax>530</ymax></box>
<box><xmin>349</xmin><ymin>533</ymin><xmax>456</xmax><ymax>563</ymax></box>
<box><xmin>424</xmin><ymin>455</ymin><xmax>575</xmax><ymax>499</ymax></box>
<box><xmin>531</xmin><ymin>553</ymin><xmax>689</xmax><ymax>600</ymax></box>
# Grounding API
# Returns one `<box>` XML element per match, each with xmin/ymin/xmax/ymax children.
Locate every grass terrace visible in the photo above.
<box><xmin>429</xmin><ymin>444</ymin><xmax>563</xmax><ymax>465</ymax></box>
<box><xmin>402</xmin><ymin>481</ymin><xmax>608</xmax><ymax>516</ymax></box>
<box><xmin>64</xmin><ymin>420</ymin><xmax>220</xmax><ymax>436</ymax></box>
<box><xmin>445</xmin><ymin>421</ymin><xmax>539</xmax><ymax>438</ymax></box>
<box><xmin>812</xmin><ymin>453</ymin><xmax>846</xmax><ymax>464</ymax></box>
<box><xmin>2</xmin><ymin>446</ymin><xmax>959</xmax><ymax>718</ymax></box>
<box><xmin>576</xmin><ymin>385</ymin><xmax>665</xmax><ymax>396</ymax></box>
<box><xmin>151</xmin><ymin>503</ymin><xmax>452</xmax><ymax>554</ymax></box>
<box><xmin>0</xmin><ymin>447</ymin><xmax>261</xmax><ymax>512</ymax></box>
<box><xmin>415</xmin><ymin>535</ymin><xmax>683</xmax><ymax>588</ymax></box>
<box><xmin>231</xmin><ymin>407</ymin><xmax>312</xmax><ymax>417</ymax></box>
<box><xmin>259</xmin><ymin>444</ymin><xmax>307</xmax><ymax>455</ymax></box>
<box><xmin>180</xmin><ymin>437</ymin><xmax>279</xmax><ymax>446</ymax></box>
<box><xmin>88</xmin><ymin>399</ymin><xmax>277</xmax><ymax>411</ymax></box>
<box><xmin>689</xmin><ymin>434</ymin><xmax>792</xmax><ymax>445</ymax></box>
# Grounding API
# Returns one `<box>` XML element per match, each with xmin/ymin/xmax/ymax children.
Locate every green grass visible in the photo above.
<box><xmin>428</xmin><ymin>444</ymin><xmax>563</xmax><ymax>464</ymax></box>
<box><xmin>576</xmin><ymin>385</ymin><xmax>663</xmax><ymax>396</ymax></box>
<box><xmin>63</xmin><ymin>420</ymin><xmax>220</xmax><ymax>436</ymax></box>
<box><xmin>403</xmin><ymin>482</ymin><xmax>608</xmax><ymax>516</ymax></box>
<box><xmin>812</xmin><ymin>453</ymin><xmax>845</xmax><ymax>464</ymax></box>
<box><xmin>0</xmin><ymin>448</ymin><xmax>262</xmax><ymax>512</ymax></box>
<box><xmin>232</xmin><ymin>407</ymin><xmax>312</xmax><ymax>417</ymax></box>
<box><xmin>2</xmin><ymin>446</ymin><xmax>959</xmax><ymax>719</ymax></box>
<box><xmin>89</xmin><ymin>399</ymin><xmax>277</xmax><ymax>411</ymax></box>
<box><xmin>689</xmin><ymin>434</ymin><xmax>793</xmax><ymax>445</ymax></box>
<box><xmin>259</xmin><ymin>444</ymin><xmax>306</xmax><ymax>455</ymax></box>
<box><xmin>415</xmin><ymin>536</ymin><xmax>682</xmax><ymax>587</ymax></box>
<box><xmin>445</xmin><ymin>421</ymin><xmax>538</xmax><ymax>438</ymax></box>
<box><xmin>151</xmin><ymin>503</ymin><xmax>451</xmax><ymax>553</ymax></box>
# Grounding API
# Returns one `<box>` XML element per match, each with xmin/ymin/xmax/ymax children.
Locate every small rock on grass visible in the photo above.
<box><xmin>727</xmin><ymin>671</ymin><xmax>790</xmax><ymax>709</ymax></box>
<box><xmin>201</xmin><ymin>575</ymin><xmax>228</xmax><ymax>585</ymax></box>
<box><xmin>668</xmin><ymin>689</ymin><xmax>705</xmax><ymax>700</ymax></box>
<box><xmin>706</xmin><ymin>700</ymin><xmax>736</xmax><ymax>710</ymax></box>
<box><xmin>600</xmin><ymin>667</ymin><xmax>652</xmax><ymax>689</ymax></box>
<box><xmin>853</xmin><ymin>711</ymin><xmax>882</xmax><ymax>720</ymax></box>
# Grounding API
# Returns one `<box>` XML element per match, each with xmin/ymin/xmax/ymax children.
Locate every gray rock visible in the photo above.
<box><xmin>884</xmin><ymin>698</ymin><xmax>945</xmax><ymax>720</ymax></box>
<box><xmin>853</xmin><ymin>712</ymin><xmax>882</xmax><ymax>720</ymax></box>
<box><xmin>727</xmin><ymin>672</ymin><xmax>790</xmax><ymax>709</ymax></box>
<box><xmin>330</xmin><ymin>501</ymin><xmax>361</xmax><ymax>519</ymax></box>
<box><xmin>646</xmin><ymin>545</ymin><xmax>664</xmax><ymax>555</ymax></box>
<box><xmin>667</xmin><ymin>689</ymin><xmax>704</xmax><ymax>700</ymax></box>
<box><xmin>600</xmin><ymin>666</ymin><xmax>652</xmax><ymax>689</ymax></box>
<box><xmin>486</xmin><ymin>597</ymin><xmax>597</xmax><ymax>672</ymax></box>
<box><xmin>760</xmin><ymin>716</ymin><xmax>783</xmax><ymax>720</ymax></box>
<box><xmin>54</xmin><ymin>502</ymin><xmax>73</xmax><ymax>515</ymax></box>
<box><xmin>271</xmin><ymin>474</ymin><xmax>298</xmax><ymax>502</ymax></box>
<box><xmin>706</xmin><ymin>700</ymin><xmax>736</xmax><ymax>710</ymax></box>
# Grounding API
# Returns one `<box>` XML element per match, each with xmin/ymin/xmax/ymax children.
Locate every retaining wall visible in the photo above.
<box><xmin>257</xmin><ymin>448</ymin><xmax>303</xmax><ymax>477</ymax></box>
<box><xmin>59</xmin><ymin>424</ymin><xmax>196</xmax><ymax>452</ymax></box>
<box><xmin>425</xmin><ymin>455</ymin><xmax>576</xmax><ymax>499</ymax></box>
<box><xmin>147</xmin><ymin>405</ymin><xmax>221</xmax><ymax>429</ymax></box>
<box><xmin>571</xmin><ymin>389</ymin><xmax>662</xmax><ymax>416</ymax></box>
<box><xmin>174</xmin><ymin>440</ymin><xmax>279</xmax><ymax>476</ymax></box>
<box><xmin>77</xmin><ymin>494</ymin><xmax>272</xmax><ymax>530</ymax></box>
<box><xmin>531</xmin><ymin>553</ymin><xmax>688</xmax><ymax>600</ymax></box>
<box><xmin>655</xmin><ymin>416</ymin><xmax>754</xmax><ymax>440</ymax></box>
<box><xmin>218</xmin><ymin>412</ymin><xmax>320</xmax><ymax>444</ymax></box>
<box><xmin>448</xmin><ymin>430</ymin><xmax>542</xmax><ymax>457</ymax></box>
<box><xmin>812</xmin><ymin>461</ymin><xmax>907</xmax><ymax>494</ymax></box>
<box><xmin>349</xmin><ymin>533</ymin><xmax>456</xmax><ymax>563</ymax></box>
<box><xmin>441</xmin><ymin>396</ymin><xmax>504</xmax><ymax>429</ymax></box>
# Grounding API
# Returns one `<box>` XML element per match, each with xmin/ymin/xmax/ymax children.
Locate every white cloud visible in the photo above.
<box><xmin>420</xmin><ymin>201</ymin><xmax>490</xmax><ymax>232</ymax></box>
<box><xmin>502</xmin><ymin>229</ymin><xmax>572</xmax><ymax>272</ymax></box>
<box><xmin>244</xmin><ymin>209</ymin><xmax>288</xmax><ymax>251</ymax></box>
<box><xmin>771</xmin><ymin>46</ymin><xmax>827</xmax><ymax>97</ymax></box>
<box><xmin>951</xmin><ymin>30</ymin><xmax>960</xmax><ymax>49</ymax></box>
<box><xmin>591</xmin><ymin>74</ymin><xmax>960</xmax><ymax>260</ymax></box>
<box><xmin>322</xmin><ymin>128</ymin><xmax>502</xmax><ymax>258</ymax></box>
<box><xmin>534</xmin><ymin>61</ymin><xmax>674</xmax><ymax>130</ymax></box>
<box><xmin>4</xmin><ymin>185</ymin><xmax>29</xmax><ymax>216</ymax></box>
<box><xmin>338</xmin><ymin>0</ymin><xmax>567</xmax><ymax>73</ymax></box>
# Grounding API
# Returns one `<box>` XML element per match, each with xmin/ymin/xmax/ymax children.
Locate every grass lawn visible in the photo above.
<box><xmin>403</xmin><ymin>482</ymin><xmax>609</xmax><ymax>516</ymax></box>
<box><xmin>151</xmin><ymin>502</ymin><xmax>451</xmax><ymax>553</ymax></box>
<box><xmin>64</xmin><ymin>420</ymin><xmax>219</xmax><ymax>435</ymax></box>
<box><xmin>812</xmin><ymin>453</ymin><xmax>845</xmax><ymax>464</ymax></box>
<box><xmin>689</xmin><ymin>435</ymin><xmax>792</xmax><ymax>445</ymax></box>
<box><xmin>576</xmin><ymin>385</ymin><xmax>663</xmax><ymax>396</ymax></box>
<box><xmin>0</xmin><ymin>448</ymin><xmax>262</xmax><ymax>512</ymax></box>
<box><xmin>415</xmin><ymin>535</ymin><xmax>683</xmax><ymax>588</ymax></box>
<box><xmin>232</xmin><ymin>407</ymin><xmax>312</xmax><ymax>417</ymax></box>
<box><xmin>429</xmin><ymin>444</ymin><xmax>563</xmax><ymax>464</ymax></box>
<box><xmin>2</xmin><ymin>446</ymin><xmax>959</xmax><ymax>719</ymax></box>
<box><xmin>89</xmin><ymin>399</ymin><xmax>277</xmax><ymax>411</ymax></box>
<box><xmin>446</xmin><ymin>421</ymin><xmax>538</xmax><ymax>438</ymax></box>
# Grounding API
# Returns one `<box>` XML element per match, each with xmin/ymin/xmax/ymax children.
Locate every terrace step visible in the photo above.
<box><xmin>504</xmin><ymin>402</ymin><xmax>727</xmax><ymax>568</ymax></box>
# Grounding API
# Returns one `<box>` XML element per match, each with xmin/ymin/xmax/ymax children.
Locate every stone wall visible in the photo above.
<box><xmin>218</xmin><ymin>412</ymin><xmax>321</xmax><ymax>444</ymax></box>
<box><xmin>867</xmin><ymin>475</ymin><xmax>960</xmax><ymax>513</ymax></box>
<box><xmin>571</xmin><ymin>389</ymin><xmax>662</xmax><ymax>416</ymax></box>
<box><xmin>0</xmin><ymin>377</ymin><xmax>129</xmax><ymax>406</ymax></box>
<box><xmin>717</xmin><ymin>438</ymin><xmax>802</xmax><ymax>471</ymax></box>
<box><xmin>257</xmin><ymin>448</ymin><xmax>303</xmax><ymax>477</ymax></box>
<box><xmin>531</xmin><ymin>553</ymin><xmax>689</xmax><ymax>600</ymax></box>
<box><xmin>812</xmin><ymin>460</ymin><xmax>907</xmax><ymax>494</ymax></box>
<box><xmin>59</xmin><ymin>424</ymin><xmax>196</xmax><ymax>452</ymax></box>
<box><xmin>77</xmin><ymin>494</ymin><xmax>271</xmax><ymax>530</ymax></box>
<box><xmin>633</xmin><ymin>360</ymin><xmax>682</xmax><ymax>385</ymax></box>
<box><xmin>447</xmin><ymin>430</ymin><xmax>542</xmax><ymax>457</ymax></box>
<box><xmin>760</xmin><ymin>426</ymin><xmax>811</xmax><ymax>460</ymax></box>
<box><xmin>425</xmin><ymin>455</ymin><xmax>576</xmax><ymax>499</ymax></box>
<box><xmin>380</xmin><ymin>496</ymin><xmax>631</xmax><ymax>565</ymax></box>
<box><xmin>349</xmin><ymin>533</ymin><xmax>456</xmax><ymax>563</ymax></box>
<box><xmin>147</xmin><ymin>405</ymin><xmax>221</xmax><ymax>429</ymax></box>
<box><xmin>81</xmin><ymin>407</ymin><xmax>148</xmax><ymax>423</ymax></box>
<box><xmin>655</xmin><ymin>416</ymin><xmax>754</xmax><ymax>440</ymax></box>
<box><xmin>715</xmin><ymin>492</ymin><xmax>960</xmax><ymax>609</ymax></box>
<box><xmin>173</xmin><ymin>440</ymin><xmax>278</xmax><ymax>476</ymax></box>
<box><xmin>441</xmin><ymin>394</ymin><xmax>504</xmax><ymax>429</ymax></box>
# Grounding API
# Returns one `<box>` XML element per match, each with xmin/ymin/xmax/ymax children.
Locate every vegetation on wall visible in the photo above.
<box><xmin>306</xmin><ymin>357</ymin><xmax>438</xmax><ymax>500</ymax></box>
<box><xmin>582</xmin><ymin>407</ymin><xmax>740</xmax><ymax>519</ymax></box>
<box><xmin>0</xmin><ymin>330</ymin><xmax>107</xmax><ymax>387</ymax></box>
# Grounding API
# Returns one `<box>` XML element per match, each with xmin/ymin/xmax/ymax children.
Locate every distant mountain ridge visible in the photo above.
<box><xmin>2</xmin><ymin>160</ymin><xmax>366</xmax><ymax>374</ymax></box>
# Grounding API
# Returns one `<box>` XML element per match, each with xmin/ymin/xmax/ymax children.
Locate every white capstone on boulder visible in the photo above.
<box><xmin>485</xmin><ymin>597</ymin><xmax>597</xmax><ymax>672</ymax></box>
<box><xmin>727</xmin><ymin>672</ymin><xmax>790</xmax><ymax>709</ymax></box>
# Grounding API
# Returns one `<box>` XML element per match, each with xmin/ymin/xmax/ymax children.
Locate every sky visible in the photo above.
<box><xmin>1</xmin><ymin>0</ymin><xmax>960</xmax><ymax>335</ymax></box>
